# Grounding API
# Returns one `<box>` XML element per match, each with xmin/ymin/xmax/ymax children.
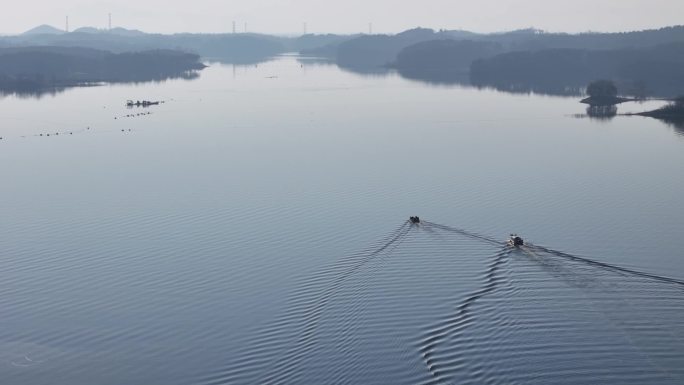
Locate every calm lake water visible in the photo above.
<box><xmin>1</xmin><ymin>55</ymin><xmax>683</xmax><ymax>385</ymax></box>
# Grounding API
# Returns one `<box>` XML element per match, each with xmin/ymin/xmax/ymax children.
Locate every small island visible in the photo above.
<box><xmin>578</xmin><ymin>80</ymin><xmax>684</xmax><ymax>125</ymax></box>
<box><xmin>580</xmin><ymin>80</ymin><xmax>633</xmax><ymax>106</ymax></box>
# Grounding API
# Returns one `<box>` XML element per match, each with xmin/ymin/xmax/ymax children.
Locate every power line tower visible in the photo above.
<box><xmin>65</xmin><ymin>16</ymin><xmax>69</xmax><ymax>33</ymax></box>
<box><xmin>369</xmin><ymin>22</ymin><xmax>373</xmax><ymax>35</ymax></box>
<box><xmin>244</xmin><ymin>22</ymin><xmax>247</xmax><ymax>33</ymax></box>
<box><xmin>303</xmin><ymin>22</ymin><xmax>307</xmax><ymax>35</ymax></box>
<box><xmin>232</xmin><ymin>21</ymin><xmax>236</xmax><ymax>34</ymax></box>
<box><xmin>108</xmin><ymin>13</ymin><xmax>112</xmax><ymax>30</ymax></box>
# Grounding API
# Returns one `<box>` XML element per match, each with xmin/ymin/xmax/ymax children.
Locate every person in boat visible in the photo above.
<box><xmin>410</xmin><ymin>216</ymin><xmax>420</xmax><ymax>224</ymax></box>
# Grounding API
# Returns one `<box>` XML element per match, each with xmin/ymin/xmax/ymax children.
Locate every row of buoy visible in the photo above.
<box><xmin>4</xmin><ymin>104</ymin><xmax>158</xmax><ymax>141</ymax></box>
<box><xmin>39</xmin><ymin>132</ymin><xmax>73</xmax><ymax>136</ymax></box>
<box><xmin>34</xmin><ymin>126</ymin><xmax>90</xmax><ymax>138</ymax></box>
<box><xmin>3</xmin><ymin>120</ymin><xmax>139</xmax><ymax>141</ymax></box>
<box><xmin>115</xmin><ymin>112</ymin><xmax>152</xmax><ymax>120</ymax></box>
<box><xmin>27</xmin><ymin>125</ymin><xmax>135</xmax><ymax>139</ymax></box>
<box><xmin>2</xmin><ymin>107</ymin><xmax>157</xmax><ymax>141</ymax></box>
<box><xmin>2</xmin><ymin>100</ymin><xmax>169</xmax><ymax>142</ymax></box>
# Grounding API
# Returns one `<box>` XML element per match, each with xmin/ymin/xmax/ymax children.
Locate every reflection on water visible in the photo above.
<box><xmin>203</xmin><ymin>54</ymin><xmax>276</xmax><ymax>66</ymax></box>
<box><xmin>5</xmin><ymin>52</ymin><xmax>677</xmax><ymax>101</ymax></box>
<box><xmin>0</xmin><ymin>85</ymin><xmax>67</xmax><ymax>99</ymax></box>
<box><xmin>657</xmin><ymin>117</ymin><xmax>684</xmax><ymax>136</ymax></box>
<box><xmin>296</xmin><ymin>56</ymin><xmax>336</xmax><ymax>68</ymax></box>
<box><xmin>322</xmin><ymin>60</ymin><xmax>681</xmax><ymax>99</ymax></box>
<box><xmin>396</xmin><ymin>67</ymin><xmax>471</xmax><ymax>87</ymax></box>
<box><xmin>305</xmin><ymin>59</ymin><xmax>588</xmax><ymax>96</ymax></box>
<box><xmin>471</xmin><ymin>80</ymin><xmax>585</xmax><ymax>96</ymax></box>
<box><xmin>586</xmin><ymin>104</ymin><xmax>618</xmax><ymax>120</ymax></box>
<box><xmin>0</xmin><ymin>70</ymin><xmax>201</xmax><ymax>99</ymax></box>
<box><xmin>337</xmin><ymin>63</ymin><xmax>392</xmax><ymax>76</ymax></box>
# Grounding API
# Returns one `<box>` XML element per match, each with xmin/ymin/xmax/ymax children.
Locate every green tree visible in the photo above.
<box><xmin>586</xmin><ymin>80</ymin><xmax>617</xmax><ymax>99</ymax></box>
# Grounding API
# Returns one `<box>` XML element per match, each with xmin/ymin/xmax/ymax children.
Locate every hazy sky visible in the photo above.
<box><xmin>4</xmin><ymin>0</ymin><xmax>684</xmax><ymax>35</ymax></box>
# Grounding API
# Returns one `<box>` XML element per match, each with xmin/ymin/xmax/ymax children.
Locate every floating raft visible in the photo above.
<box><xmin>126</xmin><ymin>100</ymin><xmax>163</xmax><ymax>107</ymax></box>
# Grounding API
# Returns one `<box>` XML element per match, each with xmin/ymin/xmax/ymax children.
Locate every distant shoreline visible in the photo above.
<box><xmin>0</xmin><ymin>47</ymin><xmax>206</xmax><ymax>96</ymax></box>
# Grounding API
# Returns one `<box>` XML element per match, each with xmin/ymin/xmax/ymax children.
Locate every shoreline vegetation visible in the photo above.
<box><xmin>633</xmin><ymin>97</ymin><xmax>684</xmax><ymax>120</ymax></box>
<box><xmin>577</xmin><ymin>79</ymin><xmax>684</xmax><ymax>126</ymax></box>
<box><xmin>303</xmin><ymin>25</ymin><xmax>684</xmax><ymax>97</ymax></box>
<box><xmin>0</xmin><ymin>47</ymin><xmax>206</xmax><ymax>96</ymax></box>
<box><xmin>1</xmin><ymin>24</ymin><xmax>683</xmax><ymax>98</ymax></box>
<box><xmin>634</xmin><ymin>99</ymin><xmax>684</xmax><ymax>132</ymax></box>
<box><xmin>468</xmin><ymin>43</ymin><xmax>684</xmax><ymax>97</ymax></box>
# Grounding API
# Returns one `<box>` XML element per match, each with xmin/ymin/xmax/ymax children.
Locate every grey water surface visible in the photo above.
<box><xmin>1</xmin><ymin>56</ymin><xmax>683</xmax><ymax>385</ymax></box>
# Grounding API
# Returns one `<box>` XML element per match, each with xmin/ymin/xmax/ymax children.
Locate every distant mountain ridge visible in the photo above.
<box><xmin>394</xmin><ymin>39</ymin><xmax>503</xmax><ymax>83</ymax></box>
<box><xmin>326</xmin><ymin>27</ymin><xmax>442</xmax><ymax>69</ymax></box>
<box><xmin>22</xmin><ymin>25</ymin><xmax>64</xmax><ymax>35</ymax></box>
<box><xmin>300</xmin><ymin>25</ymin><xmax>684</xmax><ymax>77</ymax></box>
<box><xmin>21</xmin><ymin>24</ymin><xmax>148</xmax><ymax>37</ymax></box>
<box><xmin>72</xmin><ymin>27</ymin><xmax>147</xmax><ymax>37</ymax></box>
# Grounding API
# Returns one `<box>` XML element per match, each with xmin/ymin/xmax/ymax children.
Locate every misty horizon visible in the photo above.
<box><xmin>2</xmin><ymin>0</ymin><xmax>684</xmax><ymax>36</ymax></box>
<box><xmin>8</xmin><ymin>24</ymin><xmax>684</xmax><ymax>38</ymax></box>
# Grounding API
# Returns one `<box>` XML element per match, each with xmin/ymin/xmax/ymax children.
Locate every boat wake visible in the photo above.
<box><xmin>417</xmin><ymin>245</ymin><xmax>512</xmax><ymax>384</ymax></box>
<box><xmin>194</xmin><ymin>219</ymin><xmax>684</xmax><ymax>385</ymax></box>
<box><xmin>525</xmin><ymin>244</ymin><xmax>684</xmax><ymax>288</ymax></box>
<box><xmin>414</xmin><ymin>221</ymin><xmax>684</xmax><ymax>385</ymax></box>
<box><xmin>253</xmin><ymin>221</ymin><xmax>412</xmax><ymax>385</ymax></box>
<box><xmin>195</xmin><ymin>221</ymin><xmax>412</xmax><ymax>385</ymax></box>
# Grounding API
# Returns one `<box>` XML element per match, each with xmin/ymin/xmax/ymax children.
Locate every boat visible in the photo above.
<box><xmin>410</xmin><ymin>216</ymin><xmax>421</xmax><ymax>224</ymax></box>
<box><xmin>508</xmin><ymin>234</ymin><xmax>524</xmax><ymax>247</ymax></box>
